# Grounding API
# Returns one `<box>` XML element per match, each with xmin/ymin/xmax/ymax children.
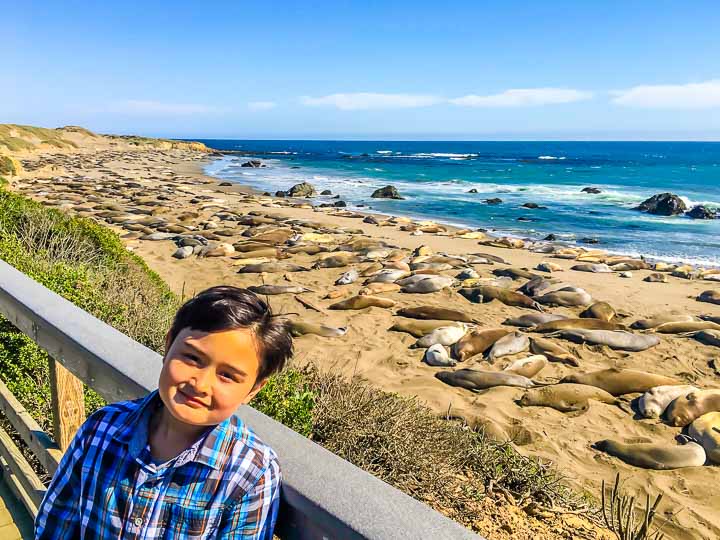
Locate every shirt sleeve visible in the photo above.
<box><xmin>34</xmin><ymin>417</ymin><xmax>89</xmax><ymax>539</ymax></box>
<box><xmin>217</xmin><ymin>457</ymin><xmax>282</xmax><ymax>540</ymax></box>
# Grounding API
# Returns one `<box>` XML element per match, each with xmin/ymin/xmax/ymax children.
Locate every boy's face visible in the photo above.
<box><xmin>159</xmin><ymin>327</ymin><xmax>266</xmax><ymax>426</ymax></box>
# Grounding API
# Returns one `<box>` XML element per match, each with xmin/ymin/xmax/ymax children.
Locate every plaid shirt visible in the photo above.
<box><xmin>34</xmin><ymin>390</ymin><xmax>281</xmax><ymax>539</ymax></box>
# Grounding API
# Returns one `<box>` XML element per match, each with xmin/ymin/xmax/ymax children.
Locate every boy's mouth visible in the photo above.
<box><xmin>178</xmin><ymin>388</ymin><xmax>209</xmax><ymax>408</ymax></box>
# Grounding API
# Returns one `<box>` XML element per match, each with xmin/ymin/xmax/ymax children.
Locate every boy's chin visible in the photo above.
<box><xmin>166</xmin><ymin>400</ymin><xmax>219</xmax><ymax>426</ymax></box>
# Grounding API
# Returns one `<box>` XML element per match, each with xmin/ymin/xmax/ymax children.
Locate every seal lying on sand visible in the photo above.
<box><xmin>389</xmin><ymin>318</ymin><xmax>462</xmax><ymax>338</ymax></box>
<box><xmin>397</xmin><ymin>306</ymin><xmax>477</xmax><ymax>323</ymax></box>
<box><xmin>519</xmin><ymin>383</ymin><xmax>617</xmax><ymax>413</ymax></box>
<box><xmin>652</xmin><ymin>320</ymin><xmax>720</xmax><ymax>334</ymax></box>
<box><xmin>423</xmin><ymin>344</ymin><xmax>456</xmax><ymax>367</ymax></box>
<box><xmin>452</xmin><ymin>328</ymin><xmax>513</xmax><ymax>361</ymax></box>
<box><xmin>594</xmin><ymin>439</ymin><xmax>706</xmax><ymax>470</ymax></box>
<box><xmin>248</xmin><ymin>284</ymin><xmax>312</xmax><ymax>295</ymax></box>
<box><xmin>693</xmin><ymin>329</ymin><xmax>720</xmax><ymax>348</ymax></box>
<box><xmin>335</xmin><ymin>269</ymin><xmax>359</xmax><ymax>285</ymax></box>
<box><xmin>666</xmin><ymin>390</ymin><xmax>720</xmax><ymax>427</ymax></box>
<box><xmin>487</xmin><ymin>332</ymin><xmax>529</xmax><ymax>360</ymax></box>
<box><xmin>638</xmin><ymin>385</ymin><xmax>699</xmax><ymax>419</ymax></box>
<box><xmin>413</xmin><ymin>325</ymin><xmax>469</xmax><ymax>348</ymax></box>
<box><xmin>503</xmin><ymin>355</ymin><xmax>547</xmax><ymax>378</ymax></box>
<box><xmin>503</xmin><ymin>313</ymin><xmax>567</xmax><ymax>328</ymax></box>
<box><xmin>459</xmin><ymin>286</ymin><xmax>543</xmax><ymax>311</ymax></box>
<box><xmin>688</xmin><ymin>411</ymin><xmax>720</xmax><ymax>464</ymax></box>
<box><xmin>535</xmin><ymin>289</ymin><xmax>592</xmax><ymax>307</ymax></box>
<box><xmin>532</xmin><ymin>318</ymin><xmax>626</xmax><ymax>333</ymax></box>
<box><xmin>548</xmin><ymin>329</ymin><xmax>660</xmax><ymax>352</ymax></box>
<box><xmin>400</xmin><ymin>275</ymin><xmax>454</xmax><ymax>293</ymax></box>
<box><xmin>698</xmin><ymin>289</ymin><xmax>720</xmax><ymax>305</ymax></box>
<box><xmin>562</xmin><ymin>368</ymin><xmax>681</xmax><ymax>396</ymax></box>
<box><xmin>329</xmin><ymin>295</ymin><xmax>396</xmax><ymax>310</ymax></box>
<box><xmin>435</xmin><ymin>369</ymin><xmax>534</xmax><ymax>391</ymax></box>
<box><xmin>529</xmin><ymin>337</ymin><xmax>579</xmax><ymax>366</ymax></box>
<box><xmin>289</xmin><ymin>321</ymin><xmax>348</xmax><ymax>338</ymax></box>
<box><xmin>630</xmin><ymin>313</ymin><xmax>694</xmax><ymax>330</ymax></box>
<box><xmin>238</xmin><ymin>262</ymin><xmax>309</xmax><ymax>273</ymax></box>
<box><xmin>580</xmin><ymin>301</ymin><xmax>616</xmax><ymax>322</ymax></box>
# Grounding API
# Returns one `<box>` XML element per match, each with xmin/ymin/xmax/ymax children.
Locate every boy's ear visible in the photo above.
<box><xmin>242</xmin><ymin>378</ymin><xmax>267</xmax><ymax>404</ymax></box>
<box><xmin>163</xmin><ymin>331</ymin><xmax>173</xmax><ymax>358</ymax></box>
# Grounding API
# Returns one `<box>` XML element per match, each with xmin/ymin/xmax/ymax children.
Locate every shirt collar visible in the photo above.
<box><xmin>113</xmin><ymin>390</ymin><xmax>238</xmax><ymax>471</ymax></box>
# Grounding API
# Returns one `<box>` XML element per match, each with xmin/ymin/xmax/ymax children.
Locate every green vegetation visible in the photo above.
<box><xmin>0</xmin><ymin>124</ymin><xmax>78</xmax><ymax>152</ymax></box>
<box><xmin>602</xmin><ymin>474</ymin><xmax>666</xmax><ymax>540</ymax></box>
<box><xmin>0</xmin><ymin>155</ymin><xmax>20</xmax><ymax>176</ymax></box>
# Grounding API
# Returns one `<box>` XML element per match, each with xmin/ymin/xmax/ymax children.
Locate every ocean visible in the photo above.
<box><xmin>197</xmin><ymin>140</ymin><xmax>720</xmax><ymax>267</ymax></box>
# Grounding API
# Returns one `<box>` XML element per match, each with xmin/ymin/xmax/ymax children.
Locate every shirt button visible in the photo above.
<box><xmin>134</xmin><ymin>517</ymin><xmax>143</xmax><ymax>527</ymax></box>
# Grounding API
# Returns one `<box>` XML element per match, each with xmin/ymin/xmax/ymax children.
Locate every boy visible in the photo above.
<box><xmin>35</xmin><ymin>286</ymin><xmax>293</xmax><ymax>539</ymax></box>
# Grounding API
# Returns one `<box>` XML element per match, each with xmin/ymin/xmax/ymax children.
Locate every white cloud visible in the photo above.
<box><xmin>450</xmin><ymin>88</ymin><xmax>593</xmax><ymax>107</ymax></box>
<box><xmin>611</xmin><ymin>80</ymin><xmax>720</xmax><ymax>109</ymax></box>
<box><xmin>111</xmin><ymin>100</ymin><xmax>217</xmax><ymax>115</ymax></box>
<box><xmin>248</xmin><ymin>101</ymin><xmax>277</xmax><ymax>111</ymax></box>
<box><xmin>300</xmin><ymin>93</ymin><xmax>443</xmax><ymax>110</ymax></box>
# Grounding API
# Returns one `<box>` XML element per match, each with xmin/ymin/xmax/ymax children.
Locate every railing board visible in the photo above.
<box><xmin>0</xmin><ymin>426</ymin><xmax>44</xmax><ymax>516</ymax></box>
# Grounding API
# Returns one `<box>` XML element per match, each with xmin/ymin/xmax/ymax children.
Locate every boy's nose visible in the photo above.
<box><xmin>190</xmin><ymin>369</ymin><xmax>212</xmax><ymax>394</ymax></box>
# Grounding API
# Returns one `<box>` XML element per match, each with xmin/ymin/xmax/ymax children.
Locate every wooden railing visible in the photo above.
<box><xmin>0</xmin><ymin>259</ymin><xmax>480</xmax><ymax>539</ymax></box>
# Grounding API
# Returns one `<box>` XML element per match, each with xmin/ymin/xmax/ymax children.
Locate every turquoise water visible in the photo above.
<box><xmin>198</xmin><ymin>140</ymin><xmax>720</xmax><ymax>266</ymax></box>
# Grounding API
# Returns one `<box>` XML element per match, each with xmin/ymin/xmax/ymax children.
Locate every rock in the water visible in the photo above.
<box><xmin>371</xmin><ymin>185</ymin><xmax>404</xmax><ymax>199</ymax></box>
<box><xmin>334</xmin><ymin>201</ymin><xmax>347</xmax><ymax>207</ymax></box>
<box><xmin>172</xmin><ymin>246</ymin><xmax>194</xmax><ymax>259</ymax></box>
<box><xmin>686</xmin><ymin>205</ymin><xmax>717</xmax><ymax>220</ymax></box>
<box><xmin>241</xmin><ymin>160</ymin><xmax>262</xmax><ymax>168</ymax></box>
<box><xmin>468</xmin><ymin>188</ymin><xmax>479</xmax><ymax>194</ymax></box>
<box><xmin>581</xmin><ymin>187</ymin><xmax>602</xmax><ymax>194</ymax></box>
<box><xmin>522</xmin><ymin>202</ymin><xmax>547</xmax><ymax>209</ymax></box>
<box><xmin>635</xmin><ymin>193</ymin><xmax>687</xmax><ymax>216</ymax></box>
<box><xmin>288</xmin><ymin>182</ymin><xmax>317</xmax><ymax>197</ymax></box>
<box><xmin>581</xmin><ymin>237</ymin><xmax>600</xmax><ymax>244</ymax></box>
<box><xmin>321</xmin><ymin>189</ymin><xmax>332</xmax><ymax>195</ymax></box>
<box><xmin>543</xmin><ymin>234</ymin><xmax>558</xmax><ymax>241</ymax></box>
<box><xmin>485</xmin><ymin>198</ymin><xmax>503</xmax><ymax>205</ymax></box>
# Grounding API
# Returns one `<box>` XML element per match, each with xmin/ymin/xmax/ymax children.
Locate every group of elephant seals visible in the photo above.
<box><xmin>519</xmin><ymin>383</ymin><xmax>617</xmax><ymax>413</ymax></box>
<box><xmin>503</xmin><ymin>355</ymin><xmax>547</xmax><ymax>378</ymax></box>
<box><xmin>562</xmin><ymin>368</ymin><xmax>680</xmax><ymax>396</ymax></box>
<box><xmin>451</xmin><ymin>328</ymin><xmax>513</xmax><ymax>361</ymax></box>
<box><xmin>549</xmin><ymin>329</ymin><xmax>660</xmax><ymax>352</ymax></box>
<box><xmin>529</xmin><ymin>336</ymin><xmax>579</xmax><ymax>366</ymax></box>
<box><xmin>688</xmin><ymin>412</ymin><xmax>720</xmax><ymax>464</ymax></box>
<box><xmin>289</xmin><ymin>321</ymin><xmax>348</xmax><ymax>338</ymax></box>
<box><xmin>329</xmin><ymin>295</ymin><xmax>396</xmax><ymax>310</ymax></box>
<box><xmin>638</xmin><ymin>385</ymin><xmax>699</xmax><ymax>419</ymax></box>
<box><xmin>594</xmin><ymin>439</ymin><xmax>706</xmax><ymax>470</ymax></box>
<box><xmin>435</xmin><ymin>369</ymin><xmax>534</xmax><ymax>391</ymax></box>
<box><xmin>397</xmin><ymin>306</ymin><xmax>477</xmax><ymax>323</ymax></box>
<box><xmin>666</xmin><ymin>390</ymin><xmax>720</xmax><ymax>427</ymax></box>
<box><xmin>580</xmin><ymin>301</ymin><xmax>616</xmax><ymax>322</ymax></box>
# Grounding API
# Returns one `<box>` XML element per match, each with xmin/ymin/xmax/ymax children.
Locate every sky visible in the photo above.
<box><xmin>3</xmin><ymin>1</ymin><xmax>720</xmax><ymax>140</ymax></box>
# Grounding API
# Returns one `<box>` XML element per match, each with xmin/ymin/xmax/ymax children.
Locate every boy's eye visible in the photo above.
<box><xmin>185</xmin><ymin>354</ymin><xmax>201</xmax><ymax>363</ymax></box>
<box><xmin>219</xmin><ymin>372</ymin><xmax>238</xmax><ymax>382</ymax></box>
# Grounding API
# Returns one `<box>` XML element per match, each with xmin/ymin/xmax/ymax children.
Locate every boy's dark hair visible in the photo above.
<box><xmin>168</xmin><ymin>286</ymin><xmax>293</xmax><ymax>381</ymax></box>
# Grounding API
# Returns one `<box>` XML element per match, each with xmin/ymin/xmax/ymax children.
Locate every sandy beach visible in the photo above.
<box><xmin>7</xmin><ymin>138</ymin><xmax>720</xmax><ymax>540</ymax></box>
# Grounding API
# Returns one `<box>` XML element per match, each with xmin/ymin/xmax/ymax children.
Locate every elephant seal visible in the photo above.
<box><xmin>329</xmin><ymin>295</ymin><xmax>396</xmax><ymax>310</ymax></box>
<box><xmin>688</xmin><ymin>412</ymin><xmax>720</xmax><ymax>464</ymax></box>
<box><xmin>289</xmin><ymin>321</ymin><xmax>348</xmax><ymax>338</ymax></box>
<box><xmin>459</xmin><ymin>286</ymin><xmax>543</xmax><ymax>311</ymax></box>
<box><xmin>536</xmin><ymin>289</ymin><xmax>592</xmax><ymax>307</ymax></box>
<box><xmin>238</xmin><ymin>262</ymin><xmax>309</xmax><ymax>273</ymax></box>
<box><xmin>638</xmin><ymin>385</ymin><xmax>699</xmax><ymax>419</ymax></box>
<box><xmin>390</xmin><ymin>318</ymin><xmax>462</xmax><ymax>338</ymax></box>
<box><xmin>652</xmin><ymin>320</ymin><xmax>720</xmax><ymax>334</ymax></box>
<box><xmin>549</xmin><ymin>329</ymin><xmax>660</xmax><ymax>351</ymax></box>
<box><xmin>700</xmin><ymin>314</ymin><xmax>720</xmax><ymax>324</ymax></box>
<box><xmin>693</xmin><ymin>329</ymin><xmax>720</xmax><ymax>348</ymax></box>
<box><xmin>644</xmin><ymin>273</ymin><xmax>668</xmax><ymax>283</ymax></box>
<box><xmin>247</xmin><ymin>284</ymin><xmax>312</xmax><ymax>295</ymax></box>
<box><xmin>517</xmin><ymin>277</ymin><xmax>565</xmax><ymax>297</ymax></box>
<box><xmin>571</xmin><ymin>263</ymin><xmax>613</xmax><ymax>273</ymax></box>
<box><xmin>580</xmin><ymin>302</ymin><xmax>616</xmax><ymax>322</ymax></box>
<box><xmin>561</xmin><ymin>368</ymin><xmax>681</xmax><ymax>396</ymax></box>
<box><xmin>335</xmin><ymin>269</ymin><xmax>359</xmax><ymax>285</ymax></box>
<box><xmin>414</xmin><ymin>325</ymin><xmax>470</xmax><ymax>348</ymax></box>
<box><xmin>519</xmin><ymin>383</ymin><xmax>617</xmax><ymax>413</ymax></box>
<box><xmin>630</xmin><ymin>313</ymin><xmax>694</xmax><ymax>330</ymax></box>
<box><xmin>503</xmin><ymin>355</ymin><xmax>547</xmax><ymax>378</ymax></box>
<box><xmin>358</xmin><ymin>282</ymin><xmax>401</xmax><ymax>296</ymax></box>
<box><xmin>360</xmin><ymin>262</ymin><xmax>384</xmax><ymax>276</ymax></box>
<box><xmin>365</xmin><ymin>269</ymin><xmax>409</xmax><ymax>284</ymax></box>
<box><xmin>397</xmin><ymin>306</ymin><xmax>478</xmax><ymax>323</ymax></box>
<box><xmin>503</xmin><ymin>313</ymin><xmax>568</xmax><ymax>328</ymax></box>
<box><xmin>698</xmin><ymin>290</ymin><xmax>720</xmax><ymax>305</ymax></box>
<box><xmin>529</xmin><ymin>337</ymin><xmax>579</xmax><ymax>366</ymax></box>
<box><xmin>532</xmin><ymin>318</ymin><xmax>626</xmax><ymax>333</ymax></box>
<box><xmin>487</xmin><ymin>332</ymin><xmax>530</xmax><ymax>360</ymax></box>
<box><xmin>593</xmin><ymin>439</ymin><xmax>706</xmax><ymax>470</ymax></box>
<box><xmin>435</xmin><ymin>369</ymin><xmax>534</xmax><ymax>391</ymax></box>
<box><xmin>314</xmin><ymin>255</ymin><xmax>359</xmax><ymax>269</ymax></box>
<box><xmin>666</xmin><ymin>390</ymin><xmax>720</xmax><ymax>427</ymax></box>
<box><xmin>423</xmin><ymin>344</ymin><xmax>456</xmax><ymax>367</ymax></box>
<box><xmin>401</xmin><ymin>275</ymin><xmax>454</xmax><ymax>293</ymax></box>
<box><xmin>492</xmin><ymin>268</ymin><xmax>540</xmax><ymax>280</ymax></box>
<box><xmin>452</xmin><ymin>328</ymin><xmax>513</xmax><ymax>361</ymax></box>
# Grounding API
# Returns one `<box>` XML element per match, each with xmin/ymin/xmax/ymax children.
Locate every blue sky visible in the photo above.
<box><xmin>4</xmin><ymin>1</ymin><xmax>720</xmax><ymax>140</ymax></box>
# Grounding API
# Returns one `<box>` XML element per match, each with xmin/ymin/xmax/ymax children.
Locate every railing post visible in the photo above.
<box><xmin>48</xmin><ymin>358</ymin><xmax>85</xmax><ymax>451</ymax></box>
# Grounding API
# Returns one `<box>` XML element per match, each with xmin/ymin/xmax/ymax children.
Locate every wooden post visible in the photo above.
<box><xmin>48</xmin><ymin>358</ymin><xmax>85</xmax><ymax>451</ymax></box>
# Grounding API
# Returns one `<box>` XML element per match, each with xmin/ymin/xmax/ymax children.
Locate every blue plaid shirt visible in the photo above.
<box><xmin>34</xmin><ymin>390</ymin><xmax>281</xmax><ymax>539</ymax></box>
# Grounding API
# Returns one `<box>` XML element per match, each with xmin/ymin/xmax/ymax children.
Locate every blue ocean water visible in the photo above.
<box><xmin>198</xmin><ymin>140</ymin><xmax>720</xmax><ymax>266</ymax></box>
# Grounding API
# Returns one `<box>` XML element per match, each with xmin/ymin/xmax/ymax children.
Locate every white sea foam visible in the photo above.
<box><xmin>376</xmin><ymin>150</ymin><xmax>393</xmax><ymax>154</ymax></box>
<box><xmin>537</xmin><ymin>155</ymin><xmax>567</xmax><ymax>160</ymax></box>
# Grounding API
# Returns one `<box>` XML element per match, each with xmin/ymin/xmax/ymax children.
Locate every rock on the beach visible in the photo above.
<box><xmin>635</xmin><ymin>192</ymin><xmax>687</xmax><ymax>216</ymax></box>
<box><xmin>581</xmin><ymin>187</ymin><xmax>602</xmax><ymax>194</ymax></box>
<box><xmin>371</xmin><ymin>185</ymin><xmax>404</xmax><ymax>200</ymax></box>
<box><xmin>287</xmin><ymin>182</ymin><xmax>317</xmax><ymax>197</ymax></box>
<box><xmin>275</xmin><ymin>190</ymin><xmax>286</xmax><ymax>197</ymax></box>
<box><xmin>241</xmin><ymin>160</ymin><xmax>263</xmax><ymax>168</ymax></box>
<box><xmin>686</xmin><ymin>205</ymin><xmax>717</xmax><ymax>220</ymax></box>
<box><xmin>172</xmin><ymin>246</ymin><xmax>194</xmax><ymax>259</ymax></box>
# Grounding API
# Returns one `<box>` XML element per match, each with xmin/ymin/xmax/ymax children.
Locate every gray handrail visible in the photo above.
<box><xmin>0</xmin><ymin>259</ymin><xmax>480</xmax><ymax>539</ymax></box>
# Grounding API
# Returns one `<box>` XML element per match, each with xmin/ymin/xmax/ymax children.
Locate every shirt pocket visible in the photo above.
<box><xmin>163</xmin><ymin>504</ymin><xmax>223</xmax><ymax>540</ymax></box>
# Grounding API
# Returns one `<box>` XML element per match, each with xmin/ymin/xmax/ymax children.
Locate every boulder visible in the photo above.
<box><xmin>581</xmin><ymin>187</ymin><xmax>602</xmax><ymax>194</ymax></box>
<box><xmin>371</xmin><ymin>185</ymin><xmax>404</xmax><ymax>200</ymax></box>
<box><xmin>321</xmin><ymin>189</ymin><xmax>333</xmax><ymax>195</ymax></box>
<box><xmin>635</xmin><ymin>193</ymin><xmax>687</xmax><ymax>216</ymax></box>
<box><xmin>686</xmin><ymin>205</ymin><xmax>717</xmax><ymax>220</ymax></box>
<box><xmin>522</xmin><ymin>202</ymin><xmax>547</xmax><ymax>209</ymax></box>
<box><xmin>544</xmin><ymin>234</ymin><xmax>558</xmax><ymax>241</ymax></box>
<box><xmin>288</xmin><ymin>182</ymin><xmax>317</xmax><ymax>197</ymax></box>
<box><xmin>241</xmin><ymin>160</ymin><xmax>262</xmax><ymax>168</ymax></box>
<box><xmin>334</xmin><ymin>201</ymin><xmax>347</xmax><ymax>207</ymax></box>
<box><xmin>219</xmin><ymin>182</ymin><xmax>233</xmax><ymax>187</ymax></box>
<box><xmin>485</xmin><ymin>198</ymin><xmax>503</xmax><ymax>205</ymax></box>
<box><xmin>275</xmin><ymin>190</ymin><xmax>286</xmax><ymax>198</ymax></box>
<box><xmin>468</xmin><ymin>188</ymin><xmax>479</xmax><ymax>194</ymax></box>
<box><xmin>581</xmin><ymin>237</ymin><xmax>600</xmax><ymax>244</ymax></box>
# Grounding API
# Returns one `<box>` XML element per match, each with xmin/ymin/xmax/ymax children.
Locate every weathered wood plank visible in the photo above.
<box><xmin>0</xmin><ymin>426</ymin><xmax>45</xmax><ymax>517</ymax></box>
<box><xmin>0</xmin><ymin>379</ymin><xmax>62</xmax><ymax>476</ymax></box>
<box><xmin>49</xmin><ymin>358</ymin><xmax>85</xmax><ymax>452</ymax></box>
